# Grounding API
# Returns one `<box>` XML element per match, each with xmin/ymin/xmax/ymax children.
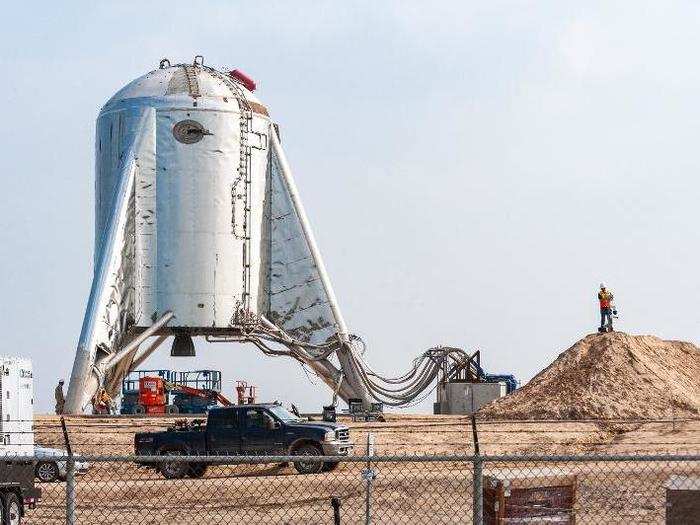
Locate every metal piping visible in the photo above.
<box><xmin>130</xmin><ymin>335</ymin><xmax>169</xmax><ymax>370</ymax></box>
<box><xmin>101</xmin><ymin>312</ymin><xmax>174</xmax><ymax>371</ymax></box>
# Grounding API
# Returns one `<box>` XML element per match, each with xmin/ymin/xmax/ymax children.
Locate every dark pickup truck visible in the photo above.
<box><xmin>135</xmin><ymin>403</ymin><xmax>353</xmax><ymax>477</ymax></box>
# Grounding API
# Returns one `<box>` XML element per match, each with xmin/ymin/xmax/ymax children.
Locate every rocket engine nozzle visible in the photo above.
<box><xmin>171</xmin><ymin>334</ymin><xmax>196</xmax><ymax>357</ymax></box>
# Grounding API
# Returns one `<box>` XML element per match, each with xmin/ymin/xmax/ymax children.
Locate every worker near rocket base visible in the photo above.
<box><xmin>598</xmin><ymin>283</ymin><xmax>614</xmax><ymax>332</ymax></box>
<box><xmin>92</xmin><ymin>388</ymin><xmax>113</xmax><ymax>415</ymax></box>
<box><xmin>54</xmin><ymin>380</ymin><xmax>65</xmax><ymax>415</ymax></box>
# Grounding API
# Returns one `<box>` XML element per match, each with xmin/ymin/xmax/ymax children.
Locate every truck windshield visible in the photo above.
<box><xmin>267</xmin><ymin>406</ymin><xmax>300</xmax><ymax>422</ymax></box>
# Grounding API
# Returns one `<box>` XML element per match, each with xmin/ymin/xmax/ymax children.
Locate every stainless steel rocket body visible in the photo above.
<box><xmin>95</xmin><ymin>65</ymin><xmax>271</xmax><ymax>331</ymax></box>
<box><xmin>65</xmin><ymin>60</ymin><xmax>371</xmax><ymax>413</ymax></box>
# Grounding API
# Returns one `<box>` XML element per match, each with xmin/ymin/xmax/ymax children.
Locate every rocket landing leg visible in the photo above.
<box><xmin>65</xmin><ymin>109</ymin><xmax>156</xmax><ymax>413</ymax></box>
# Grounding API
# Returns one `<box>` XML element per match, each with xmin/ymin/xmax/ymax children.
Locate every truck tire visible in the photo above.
<box><xmin>159</xmin><ymin>451</ymin><xmax>188</xmax><ymax>479</ymax></box>
<box><xmin>35</xmin><ymin>461</ymin><xmax>59</xmax><ymax>483</ymax></box>
<box><xmin>187</xmin><ymin>463</ymin><xmax>207</xmax><ymax>478</ymax></box>
<box><xmin>292</xmin><ymin>444</ymin><xmax>324</xmax><ymax>475</ymax></box>
<box><xmin>133</xmin><ymin>404</ymin><xmax>146</xmax><ymax>415</ymax></box>
<box><xmin>4</xmin><ymin>492</ymin><xmax>21</xmax><ymax>525</ymax></box>
<box><xmin>322</xmin><ymin>461</ymin><xmax>340</xmax><ymax>472</ymax></box>
<box><xmin>165</xmin><ymin>404</ymin><xmax>179</xmax><ymax>415</ymax></box>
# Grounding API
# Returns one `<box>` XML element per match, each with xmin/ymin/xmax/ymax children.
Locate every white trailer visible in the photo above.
<box><xmin>0</xmin><ymin>357</ymin><xmax>34</xmax><ymax>456</ymax></box>
<box><xmin>0</xmin><ymin>357</ymin><xmax>39</xmax><ymax>523</ymax></box>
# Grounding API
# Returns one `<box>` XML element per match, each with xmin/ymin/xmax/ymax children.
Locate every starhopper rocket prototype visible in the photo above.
<box><xmin>66</xmin><ymin>57</ymin><xmax>459</xmax><ymax>413</ymax></box>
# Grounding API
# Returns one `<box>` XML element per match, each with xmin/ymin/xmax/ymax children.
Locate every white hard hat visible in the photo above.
<box><xmin>600</xmin><ymin>282</ymin><xmax>605</xmax><ymax>289</ymax></box>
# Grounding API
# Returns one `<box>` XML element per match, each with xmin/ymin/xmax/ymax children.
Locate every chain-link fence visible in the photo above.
<box><xmin>12</xmin><ymin>452</ymin><xmax>696</xmax><ymax>524</ymax></box>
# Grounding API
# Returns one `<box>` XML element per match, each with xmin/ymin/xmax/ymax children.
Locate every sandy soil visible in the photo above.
<box><xmin>34</xmin><ymin>412</ymin><xmax>700</xmax><ymax>456</ymax></box>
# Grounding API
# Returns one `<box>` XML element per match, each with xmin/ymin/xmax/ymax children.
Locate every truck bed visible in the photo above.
<box><xmin>135</xmin><ymin>428</ymin><xmax>207</xmax><ymax>456</ymax></box>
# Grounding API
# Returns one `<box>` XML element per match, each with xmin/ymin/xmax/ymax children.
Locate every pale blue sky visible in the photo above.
<box><xmin>2</xmin><ymin>2</ymin><xmax>699</xmax><ymax>412</ymax></box>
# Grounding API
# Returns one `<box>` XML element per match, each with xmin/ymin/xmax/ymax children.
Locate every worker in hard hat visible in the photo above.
<box><xmin>54</xmin><ymin>380</ymin><xmax>65</xmax><ymax>415</ymax></box>
<box><xmin>598</xmin><ymin>283</ymin><xmax>614</xmax><ymax>332</ymax></box>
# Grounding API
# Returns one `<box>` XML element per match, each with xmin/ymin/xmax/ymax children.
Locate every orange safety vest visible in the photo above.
<box><xmin>598</xmin><ymin>290</ymin><xmax>613</xmax><ymax>309</ymax></box>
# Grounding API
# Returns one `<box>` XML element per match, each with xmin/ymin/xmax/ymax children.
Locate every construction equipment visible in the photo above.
<box><xmin>349</xmin><ymin>400</ymin><xmax>385</xmax><ymax>422</ymax></box>
<box><xmin>235</xmin><ymin>381</ymin><xmax>257</xmax><ymax>405</ymax></box>
<box><xmin>170</xmin><ymin>371</ymin><xmax>223</xmax><ymax>413</ymax></box>
<box><xmin>132</xmin><ymin>376</ymin><xmax>174</xmax><ymax>415</ymax></box>
<box><xmin>121</xmin><ymin>369</ymin><xmax>222</xmax><ymax>414</ymax></box>
<box><xmin>121</xmin><ymin>370</ymin><xmax>172</xmax><ymax>414</ymax></box>
<box><xmin>167</xmin><ymin>382</ymin><xmax>232</xmax><ymax>409</ymax></box>
<box><xmin>130</xmin><ymin>376</ymin><xmax>232</xmax><ymax>415</ymax></box>
<box><xmin>0</xmin><ymin>357</ymin><xmax>41</xmax><ymax>518</ymax></box>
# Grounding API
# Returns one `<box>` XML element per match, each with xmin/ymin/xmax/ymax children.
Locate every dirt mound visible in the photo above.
<box><xmin>478</xmin><ymin>332</ymin><xmax>700</xmax><ymax>420</ymax></box>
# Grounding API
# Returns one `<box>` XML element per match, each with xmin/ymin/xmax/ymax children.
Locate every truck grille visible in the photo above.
<box><xmin>336</xmin><ymin>428</ymin><xmax>350</xmax><ymax>441</ymax></box>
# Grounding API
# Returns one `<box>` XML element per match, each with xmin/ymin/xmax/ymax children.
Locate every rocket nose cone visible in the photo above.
<box><xmin>171</xmin><ymin>334</ymin><xmax>196</xmax><ymax>357</ymax></box>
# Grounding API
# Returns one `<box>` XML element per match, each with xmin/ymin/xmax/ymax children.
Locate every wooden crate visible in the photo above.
<box><xmin>484</xmin><ymin>471</ymin><xmax>577</xmax><ymax>524</ymax></box>
<box><xmin>665</xmin><ymin>476</ymin><xmax>700</xmax><ymax>525</ymax></box>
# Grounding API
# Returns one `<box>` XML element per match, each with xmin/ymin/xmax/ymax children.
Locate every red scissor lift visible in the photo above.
<box><xmin>121</xmin><ymin>370</ymin><xmax>257</xmax><ymax>414</ymax></box>
<box><xmin>235</xmin><ymin>380</ymin><xmax>257</xmax><ymax>405</ymax></box>
<box><xmin>135</xmin><ymin>376</ymin><xmax>233</xmax><ymax>415</ymax></box>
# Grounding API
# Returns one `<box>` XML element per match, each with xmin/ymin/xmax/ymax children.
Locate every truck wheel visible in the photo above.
<box><xmin>292</xmin><ymin>444</ymin><xmax>324</xmax><ymax>475</ymax></box>
<box><xmin>159</xmin><ymin>451</ymin><xmax>188</xmax><ymax>479</ymax></box>
<box><xmin>187</xmin><ymin>463</ymin><xmax>207</xmax><ymax>478</ymax></box>
<box><xmin>5</xmin><ymin>492</ymin><xmax>21</xmax><ymax>525</ymax></box>
<box><xmin>133</xmin><ymin>404</ymin><xmax>146</xmax><ymax>415</ymax></box>
<box><xmin>322</xmin><ymin>461</ymin><xmax>340</xmax><ymax>472</ymax></box>
<box><xmin>165</xmin><ymin>404</ymin><xmax>179</xmax><ymax>415</ymax></box>
<box><xmin>35</xmin><ymin>461</ymin><xmax>59</xmax><ymax>483</ymax></box>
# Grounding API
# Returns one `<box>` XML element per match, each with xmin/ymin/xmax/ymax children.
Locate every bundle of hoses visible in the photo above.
<box><xmin>220</xmin><ymin>318</ymin><xmax>474</xmax><ymax>408</ymax></box>
<box><xmin>346</xmin><ymin>340</ymin><xmax>473</xmax><ymax>407</ymax></box>
<box><xmin>250</xmin><ymin>325</ymin><xmax>474</xmax><ymax>407</ymax></box>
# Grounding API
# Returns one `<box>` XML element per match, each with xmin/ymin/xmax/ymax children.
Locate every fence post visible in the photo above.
<box><xmin>473</xmin><ymin>455</ymin><xmax>483</xmax><ymax>525</ymax></box>
<box><xmin>471</xmin><ymin>415</ymin><xmax>483</xmax><ymax>525</ymax></box>
<box><xmin>362</xmin><ymin>432</ymin><xmax>376</xmax><ymax>525</ymax></box>
<box><xmin>60</xmin><ymin>417</ymin><xmax>76</xmax><ymax>525</ymax></box>
<box><xmin>331</xmin><ymin>496</ymin><xmax>342</xmax><ymax>525</ymax></box>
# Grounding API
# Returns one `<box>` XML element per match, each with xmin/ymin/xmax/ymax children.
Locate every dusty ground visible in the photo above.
<box><xmin>27</xmin><ymin>413</ymin><xmax>700</xmax><ymax>524</ymax></box>
<box><xmin>34</xmin><ymin>412</ymin><xmax>700</xmax><ymax>456</ymax></box>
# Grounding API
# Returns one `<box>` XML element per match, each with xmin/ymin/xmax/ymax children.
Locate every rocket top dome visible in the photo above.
<box><xmin>101</xmin><ymin>57</ymin><xmax>269</xmax><ymax>116</ymax></box>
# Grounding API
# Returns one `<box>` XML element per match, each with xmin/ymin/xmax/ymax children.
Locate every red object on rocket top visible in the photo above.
<box><xmin>229</xmin><ymin>69</ymin><xmax>256</xmax><ymax>92</ymax></box>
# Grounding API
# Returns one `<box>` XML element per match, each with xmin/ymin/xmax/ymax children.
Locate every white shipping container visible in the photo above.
<box><xmin>0</xmin><ymin>357</ymin><xmax>34</xmax><ymax>455</ymax></box>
